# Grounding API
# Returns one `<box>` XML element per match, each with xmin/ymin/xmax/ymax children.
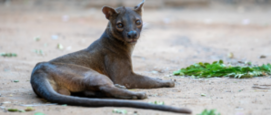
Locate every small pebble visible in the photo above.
<box><xmin>260</xmin><ymin>55</ymin><xmax>267</xmax><ymax>59</ymax></box>
<box><xmin>134</xmin><ymin>111</ymin><xmax>138</xmax><ymax>115</ymax></box>
<box><xmin>57</xmin><ymin>44</ymin><xmax>64</xmax><ymax>50</ymax></box>
<box><xmin>228</xmin><ymin>52</ymin><xmax>234</xmax><ymax>58</ymax></box>
<box><xmin>25</xmin><ymin>107</ymin><xmax>35</xmax><ymax>111</ymax></box>
<box><xmin>51</xmin><ymin>35</ymin><xmax>59</xmax><ymax>40</ymax></box>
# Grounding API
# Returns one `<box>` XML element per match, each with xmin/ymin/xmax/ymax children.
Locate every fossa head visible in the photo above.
<box><xmin>102</xmin><ymin>0</ymin><xmax>145</xmax><ymax>44</ymax></box>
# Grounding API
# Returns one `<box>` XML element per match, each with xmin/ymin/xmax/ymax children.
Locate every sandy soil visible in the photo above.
<box><xmin>1</xmin><ymin>5</ymin><xmax>271</xmax><ymax>115</ymax></box>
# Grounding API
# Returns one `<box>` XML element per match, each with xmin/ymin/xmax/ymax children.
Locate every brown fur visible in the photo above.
<box><xmin>30</xmin><ymin>0</ymin><xmax>192</xmax><ymax>114</ymax></box>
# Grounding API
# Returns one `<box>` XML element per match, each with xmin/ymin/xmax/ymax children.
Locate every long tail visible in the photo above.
<box><xmin>31</xmin><ymin>76</ymin><xmax>192</xmax><ymax>114</ymax></box>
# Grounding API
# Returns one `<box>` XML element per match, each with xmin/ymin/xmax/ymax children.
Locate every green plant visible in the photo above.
<box><xmin>197</xmin><ymin>109</ymin><xmax>221</xmax><ymax>115</ymax></box>
<box><xmin>0</xmin><ymin>53</ymin><xmax>17</xmax><ymax>57</ymax></box>
<box><xmin>173</xmin><ymin>60</ymin><xmax>271</xmax><ymax>78</ymax></box>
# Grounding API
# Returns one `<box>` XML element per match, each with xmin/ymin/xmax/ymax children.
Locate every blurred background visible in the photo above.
<box><xmin>0</xmin><ymin>0</ymin><xmax>271</xmax><ymax>115</ymax></box>
<box><xmin>1</xmin><ymin>0</ymin><xmax>271</xmax><ymax>9</ymax></box>
<box><xmin>0</xmin><ymin>0</ymin><xmax>270</xmax><ymax>64</ymax></box>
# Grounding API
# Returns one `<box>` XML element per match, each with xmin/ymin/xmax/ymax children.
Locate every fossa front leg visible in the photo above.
<box><xmin>122</xmin><ymin>73</ymin><xmax>175</xmax><ymax>89</ymax></box>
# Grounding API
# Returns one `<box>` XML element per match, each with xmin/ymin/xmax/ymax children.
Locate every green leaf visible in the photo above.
<box><xmin>1</xmin><ymin>53</ymin><xmax>17</xmax><ymax>57</ymax></box>
<box><xmin>149</xmin><ymin>101</ymin><xmax>165</xmax><ymax>105</ymax></box>
<box><xmin>25</xmin><ymin>107</ymin><xmax>35</xmax><ymax>111</ymax></box>
<box><xmin>34</xmin><ymin>49</ymin><xmax>44</xmax><ymax>55</ymax></box>
<box><xmin>7</xmin><ymin>108</ymin><xmax>18</xmax><ymax>112</ymax></box>
<box><xmin>199</xmin><ymin>62</ymin><xmax>204</xmax><ymax>67</ymax></box>
<box><xmin>197</xmin><ymin>109</ymin><xmax>220</xmax><ymax>115</ymax></box>
<box><xmin>219</xmin><ymin>60</ymin><xmax>223</xmax><ymax>64</ymax></box>
<box><xmin>112</xmin><ymin>109</ymin><xmax>127</xmax><ymax>114</ymax></box>
<box><xmin>173</xmin><ymin>70</ymin><xmax>181</xmax><ymax>75</ymax></box>
<box><xmin>173</xmin><ymin>60</ymin><xmax>271</xmax><ymax>79</ymax></box>
<box><xmin>35</xmin><ymin>37</ymin><xmax>41</xmax><ymax>41</ymax></box>
<box><xmin>18</xmin><ymin>109</ymin><xmax>25</xmax><ymax>112</ymax></box>
<box><xmin>204</xmin><ymin>63</ymin><xmax>210</xmax><ymax>66</ymax></box>
<box><xmin>34</xmin><ymin>112</ymin><xmax>45</xmax><ymax>115</ymax></box>
<box><xmin>57</xmin><ymin>43</ymin><xmax>64</xmax><ymax>50</ymax></box>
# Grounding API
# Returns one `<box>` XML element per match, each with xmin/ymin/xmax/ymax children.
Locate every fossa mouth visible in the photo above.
<box><xmin>127</xmin><ymin>39</ymin><xmax>137</xmax><ymax>44</ymax></box>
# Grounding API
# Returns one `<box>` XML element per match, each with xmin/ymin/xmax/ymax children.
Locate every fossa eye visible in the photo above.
<box><xmin>135</xmin><ymin>20</ymin><xmax>141</xmax><ymax>25</ymax></box>
<box><xmin>117</xmin><ymin>23</ymin><xmax>123</xmax><ymax>28</ymax></box>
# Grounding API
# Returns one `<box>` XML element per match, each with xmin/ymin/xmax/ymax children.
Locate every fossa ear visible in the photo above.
<box><xmin>134</xmin><ymin>0</ymin><xmax>145</xmax><ymax>15</ymax></box>
<box><xmin>102</xmin><ymin>6</ymin><xmax>118</xmax><ymax>20</ymax></box>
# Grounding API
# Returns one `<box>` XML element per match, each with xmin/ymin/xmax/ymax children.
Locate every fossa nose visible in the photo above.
<box><xmin>127</xmin><ymin>31</ymin><xmax>137</xmax><ymax>39</ymax></box>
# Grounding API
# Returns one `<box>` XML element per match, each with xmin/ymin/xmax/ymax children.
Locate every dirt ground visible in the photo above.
<box><xmin>1</xmin><ymin>4</ymin><xmax>271</xmax><ymax>115</ymax></box>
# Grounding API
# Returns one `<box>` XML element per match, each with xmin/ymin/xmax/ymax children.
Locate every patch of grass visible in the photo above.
<box><xmin>112</xmin><ymin>109</ymin><xmax>127</xmax><ymax>114</ymax></box>
<box><xmin>33</xmin><ymin>49</ymin><xmax>44</xmax><ymax>56</ymax></box>
<box><xmin>148</xmin><ymin>101</ymin><xmax>165</xmax><ymax>105</ymax></box>
<box><xmin>0</xmin><ymin>53</ymin><xmax>17</xmax><ymax>57</ymax></box>
<box><xmin>173</xmin><ymin>60</ymin><xmax>271</xmax><ymax>78</ymax></box>
<box><xmin>197</xmin><ymin>109</ymin><xmax>220</xmax><ymax>115</ymax></box>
